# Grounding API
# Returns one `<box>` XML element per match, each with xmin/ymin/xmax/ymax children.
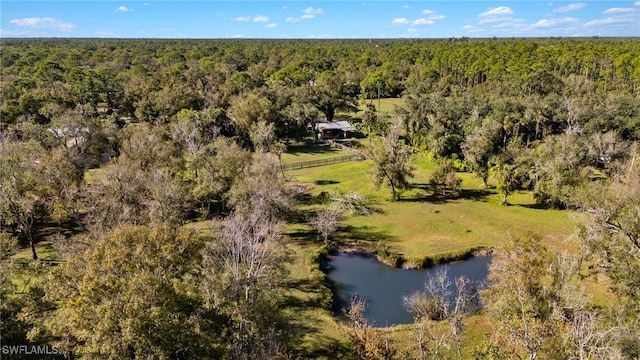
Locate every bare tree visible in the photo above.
<box><xmin>309</xmin><ymin>207</ymin><xmax>341</xmax><ymax>246</ymax></box>
<box><xmin>345</xmin><ymin>294</ymin><xmax>398</xmax><ymax>360</ymax></box>
<box><xmin>249</xmin><ymin>120</ymin><xmax>276</xmax><ymax>154</ymax></box>
<box><xmin>404</xmin><ymin>268</ymin><xmax>476</xmax><ymax>359</ymax></box>
<box><xmin>170</xmin><ymin>109</ymin><xmax>201</xmax><ymax>155</ymax></box>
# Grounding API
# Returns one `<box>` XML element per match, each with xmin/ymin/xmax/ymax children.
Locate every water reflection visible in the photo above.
<box><xmin>327</xmin><ymin>252</ymin><xmax>491</xmax><ymax>327</ymax></box>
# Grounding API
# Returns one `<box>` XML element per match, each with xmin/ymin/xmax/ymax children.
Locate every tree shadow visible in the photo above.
<box><xmin>458</xmin><ymin>188</ymin><xmax>494</xmax><ymax>202</ymax></box>
<box><xmin>293</xmin><ymin>192</ymin><xmax>327</xmax><ymax>207</ymax></box>
<box><xmin>281</xmin><ymin>279</ymin><xmax>352</xmax><ymax>358</ymax></box>
<box><xmin>314</xmin><ymin>180</ymin><xmax>340</xmax><ymax>185</ymax></box>
<box><xmin>399</xmin><ymin>183</ymin><xmax>494</xmax><ymax>204</ymax></box>
<box><xmin>517</xmin><ymin>202</ymin><xmax>547</xmax><ymax>210</ymax></box>
<box><xmin>285</xmin><ymin>143</ymin><xmax>342</xmax><ymax>156</ymax></box>
<box><xmin>336</xmin><ymin>224</ymin><xmax>396</xmax><ymax>246</ymax></box>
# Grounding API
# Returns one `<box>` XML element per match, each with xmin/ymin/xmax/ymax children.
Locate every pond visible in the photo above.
<box><xmin>327</xmin><ymin>252</ymin><xmax>492</xmax><ymax>327</ymax></box>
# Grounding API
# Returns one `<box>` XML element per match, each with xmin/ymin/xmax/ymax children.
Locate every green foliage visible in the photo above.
<box><xmin>462</xmin><ymin>119</ymin><xmax>502</xmax><ymax>186</ymax></box>
<box><xmin>188</xmin><ymin>136</ymin><xmax>252</xmax><ymax>217</ymax></box>
<box><xmin>1</xmin><ymin>37</ymin><xmax>639</xmax><ymax>358</ymax></box>
<box><xmin>46</xmin><ymin>224</ymin><xmax>226</xmax><ymax>359</ymax></box>
<box><xmin>429</xmin><ymin>158</ymin><xmax>462</xmax><ymax>197</ymax></box>
<box><xmin>576</xmin><ymin>153</ymin><xmax>640</xmax><ymax>358</ymax></box>
<box><xmin>533</xmin><ymin>132</ymin><xmax>586</xmax><ymax>209</ymax></box>
<box><xmin>482</xmin><ymin>232</ymin><xmax>565</xmax><ymax>359</ymax></box>
<box><xmin>365</xmin><ymin>120</ymin><xmax>414</xmax><ymax>201</ymax></box>
<box><xmin>0</xmin><ymin>139</ymin><xmax>47</xmax><ymax>259</ymax></box>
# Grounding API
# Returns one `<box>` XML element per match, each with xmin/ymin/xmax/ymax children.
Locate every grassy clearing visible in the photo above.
<box><xmin>12</xmin><ymin>240</ymin><xmax>57</xmax><ymax>260</ymax></box>
<box><xmin>332</xmin><ymin>97</ymin><xmax>405</xmax><ymax>124</ymax></box>
<box><xmin>359</xmin><ymin>98</ymin><xmax>405</xmax><ymax>114</ymax></box>
<box><xmin>285</xmin><ymin>149</ymin><xmax>576</xmax><ymax>266</ymax></box>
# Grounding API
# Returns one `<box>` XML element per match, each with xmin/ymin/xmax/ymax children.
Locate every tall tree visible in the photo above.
<box><xmin>364</xmin><ymin>119</ymin><xmax>414</xmax><ymax>201</ymax></box>
<box><xmin>482</xmin><ymin>233</ymin><xmax>565</xmax><ymax>360</ymax></box>
<box><xmin>577</xmin><ymin>152</ymin><xmax>640</xmax><ymax>358</ymax></box>
<box><xmin>310</xmin><ymin>70</ymin><xmax>359</xmax><ymax>121</ymax></box>
<box><xmin>0</xmin><ymin>139</ymin><xmax>46</xmax><ymax>260</ymax></box>
<box><xmin>45</xmin><ymin>224</ymin><xmax>227</xmax><ymax>358</ymax></box>
<box><xmin>462</xmin><ymin>120</ymin><xmax>501</xmax><ymax>187</ymax></box>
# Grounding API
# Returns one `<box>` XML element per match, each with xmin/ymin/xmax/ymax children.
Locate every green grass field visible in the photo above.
<box><xmin>359</xmin><ymin>97</ymin><xmax>404</xmax><ymax>114</ymax></box>
<box><xmin>284</xmin><ymin>147</ymin><xmax>576</xmax><ymax>266</ymax></box>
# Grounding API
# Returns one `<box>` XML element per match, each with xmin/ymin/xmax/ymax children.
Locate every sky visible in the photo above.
<box><xmin>1</xmin><ymin>1</ymin><xmax>639</xmax><ymax>39</ymax></box>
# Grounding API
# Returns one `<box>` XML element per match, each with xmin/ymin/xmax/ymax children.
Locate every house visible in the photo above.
<box><xmin>315</xmin><ymin>120</ymin><xmax>354</xmax><ymax>139</ymax></box>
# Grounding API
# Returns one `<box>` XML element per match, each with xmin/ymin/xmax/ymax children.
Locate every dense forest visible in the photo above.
<box><xmin>1</xmin><ymin>38</ymin><xmax>639</xmax><ymax>359</ymax></box>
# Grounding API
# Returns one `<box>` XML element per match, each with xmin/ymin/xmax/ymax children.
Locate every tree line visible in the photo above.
<box><xmin>1</xmin><ymin>37</ymin><xmax>639</xmax><ymax>358</ymax></box>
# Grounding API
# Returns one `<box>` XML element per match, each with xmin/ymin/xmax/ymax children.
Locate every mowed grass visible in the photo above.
<box><xmin>281</xmin><ymin>243</ymin><xmax>353</xmax><ymax>359</ymax></box>
<box><xmin>284</xmin><ymin>149</ymin><xmax>576</xmax><ymax>266</ymax></box>
<box><xmin>359</xmin><ymin>98</ymin><xmax>405</xmax><ymax>114</ymax></box>
<box><xmin>281</xmin><ymin>142</ymin><xmax>348</xmax><ymax>164</ymax></box>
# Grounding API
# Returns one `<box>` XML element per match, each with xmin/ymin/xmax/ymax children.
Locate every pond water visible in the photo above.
<box><xmin>327</xmin><ymin>252</ymin><xmax>492</xmax><ymax>327</ymax></box>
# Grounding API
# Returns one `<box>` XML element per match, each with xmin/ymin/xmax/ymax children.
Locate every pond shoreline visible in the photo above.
<box><xmin>325</xmin><ymin>250</ymin><xmax>493</xmax><ymax>326</ymax></box>
<box><xmin>334</xmin><ymin>242</ymin><xmax>493</xmax><ymax>269</ymax></box>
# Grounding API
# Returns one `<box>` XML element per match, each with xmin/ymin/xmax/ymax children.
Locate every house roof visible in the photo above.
<box><xmin>316</xmin><ymin>120</ymin><xmax>354</xmax><ymax>132</ymax></box>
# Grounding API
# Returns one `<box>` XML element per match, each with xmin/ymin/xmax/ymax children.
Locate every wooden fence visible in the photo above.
<box><xmin>281</xmin><ymin>154</ymin><xmax>361</xmax><ymax>171</ymax></box>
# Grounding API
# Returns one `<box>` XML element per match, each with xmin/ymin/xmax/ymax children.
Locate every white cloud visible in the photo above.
<box><xmin>232</xmin><ymin>34</ymin><xmax>244</xmax><ymax>38</ymax></box>
<box><xmin>412</xmin><ymin>18</ymin><xmax>434</xmax><ymax>26</ymax></box>
<box><xmin>302</xmin><ymin>7</ymin><xmax>324</xmax><ymax>16</ymax></box>
<box><xmin>422</xmin><ymin>9</ymin><xmax>435</xmax><ymax>15</ymax></box>
<box><xmin>603</xmin><ymin>7</ymin><xmax>636</xmax><ymax>14</ymax></box>
<box><xmin>402</xmin><ymin>5</ymin><xmax>410</xmax><ymax>9</ymax></box>
<box><xmin>9</xmin><ymin>17</ymin><xmax>74</xmax><ymax>32</ymax></box>
<box><xmin>636</xmin><ymin>1</ymin><xmax>640</xmax><ymax>6</ymax></box>
<box><xmin>584</xmin><ymin>16</ymin><xmax>636</xmax><ymax>26</ymax></box>
<box><xmin>392</xmin><ymin>18</ymin><xmax>411</xmax><ymax>25</ymax></box>
<box><xmin>287</xmin><ymin>7</ymin><xmax>324</xmax><ymax>22</ymax></box>
<box><xmin>235</xmin><ymin>15</ymin><xmax>269</xmax><ymax>22</ymax></box>
<box><xmin>427</xmin><ymin>14</ymin><xmax>445</xmax><ymax>21</ymax></box>
<box><xmin>95</xmin><ymin>31</ymin><xmax>115</xmax><ymax>36</ymax></box>
<box><xmin>265</xmin><ymin>23</ymin><xmax>277</xmax><ymax>29</ymax></box>
<box><xmin>492</xmin><ymin>19</ymin><xmax>527</xmax><ymax>30</ymax></box>
<box><xmin>462</xmin><ymin>24</ymin><xmax>484</xmax><ymax>33</ymax></box>
<box><xmin>480</xmin><ymin>6</ymin><xmax>513</xmax><ymax>17</ymax></box>
<box><xmin>115</xmin><ymin>6</ymin><xmax>133</xmax><ymax>12</ymax></box>
<box><xmin>553</xmin><ymin>3</ymin><xmax>585</xmax><ymax>13</ymax></box>
<box><xmin>531</xmin><ymin>17</ymin><xmax>579</xmax><ymax>28</ymax></box>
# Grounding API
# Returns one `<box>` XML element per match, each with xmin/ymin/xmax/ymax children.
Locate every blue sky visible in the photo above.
<box><xmin>1</xmin><ymin>1</ymin><xmax>639</xmax><ymax>38</ymax></box>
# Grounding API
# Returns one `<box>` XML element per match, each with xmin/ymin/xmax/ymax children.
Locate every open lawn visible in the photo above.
<box><xmin>282</xmin><ymin>243</ymin><xmax>353</xmax><ymax>359</ymax></box>
<box><xmin>332</xmin><ymin>97</ymin><xmax>405</xmax><ymax>124</ymax></box>
<box><xmin>284</xmin><ymin>146</ymin><xmax>576</xmax><ymax>266</ymax></box>
<box><xmin>359</xmin><ymin>97</ymin><xmax>404</xmax><ymax>114</ymax></box>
